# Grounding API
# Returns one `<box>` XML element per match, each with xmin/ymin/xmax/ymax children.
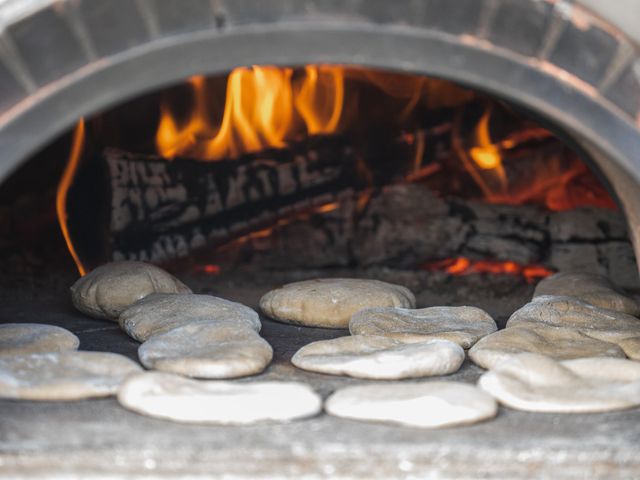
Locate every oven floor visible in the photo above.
<box><xmin>1</xmin><ymin>270</ymin><xmax>639</xmax><ymax>479</ymax></box>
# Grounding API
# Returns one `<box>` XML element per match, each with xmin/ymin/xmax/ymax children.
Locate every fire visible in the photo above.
<box><xmin>422</xmin><ymin>257</ymin><xmax>553</xmax><ymax>283</ymax></box>
<box><xmin>463</xmin><ymin>104</ymin><xmax>615</xmax><ymax>211</ymax></box>
<box><xmin>156</xmin><ymin>66</ymin><xmax>345</xmax><ymax>161</ymax></box>
<box><xmin>56</xmin><ymin>119</ymin><xmax>86</xmax><ymax>276</ymax></box>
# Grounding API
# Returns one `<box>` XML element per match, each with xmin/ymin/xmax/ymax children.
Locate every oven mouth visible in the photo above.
<box><xmin>1</xmin><ymin>64</ymin><xmax>637</xmax><ymax>308</ymax></box>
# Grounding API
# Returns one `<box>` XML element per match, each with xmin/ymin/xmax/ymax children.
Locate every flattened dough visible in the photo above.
<box><xmin>120</xmin><ymin>293</ymin><xmax>261</xmax><ymax>342</ymax></box>
<box><xmin>0</xmin><ymin>351</ymin><xmax>142</xmax><ymax>400</ymax></box>
<box><xmin>478</xmin><ymin>353</ymin><xmax>640</xmax><ymax>412</ymax></box>
<box><xmin>534</xmin><ymin>271</ymin><xmax>640</xmax><ymax>316</ymax></box>
<box><xmin>292</xmin><ymin>335</ymin><xmax>464</xmax><ymax>379</ymax></box>
<box><xmin>260</xmin><ymin>278</ymin><xmax>415</xmax><ymax>328</ymax></box>
<box><xmin>118</xmin><ymin>372</ymin><xmax>322</xmax><ymax>424</ymax></box>
<box><xmin>508</xmin><ymin>295</ymin><xmax>640</xmax><ymax>360</ymax></box>
<box><xmin>0</xmin><ymin>323</ymin><xmax>79</xmax><ymax>356</ymax></box>
<box><xmin>468</xmin><ymin>323</ymin><xmax>625</xmax><ymax>370</ymax></box>
<box><xmin>138</xmin><ymin>322</ymin><xmax>272</xmax><ymax>379</ymax></box>
<box><xmin>350</xmin><ymin>306</ymin><xmax>496</xmax><ymax>348</ymax></box>
<box><xmin>71</xmin><ymin>261</ymin><xmax>191</xmax><ymax>320</ymax></box>
<box><xmin>325</xmin><ymin>382</ymin><xmax>497</xmax><ymax>428</ymax></box>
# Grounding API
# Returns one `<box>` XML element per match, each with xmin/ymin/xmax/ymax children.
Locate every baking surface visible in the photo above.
<box><xmin>1</xmin><ymin>272</ymin><xmax>639</xmax><ymax>479</ymax></box>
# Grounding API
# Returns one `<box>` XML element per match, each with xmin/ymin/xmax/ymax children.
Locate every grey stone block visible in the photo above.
<box><xmin>488</xmin><ymin>0</ymin><xmax>553</xmax><ymax>56</ymax></box>
<box><xmin>549</xmin><ymin>21</ymin><xmax>619</xmax><ymax>86</ymax></box>
<box><xmin>598</xmin><ymin>241</ymin><xmax>640</xmax><ymax>290</ymax></box>
<box><xmin>151</xmin><ymin>0</ymin><xmax>216</xmax><ymax>34</ymax></box>
<box><xmin>7</xmin><ymin>6</ymin><xmax>88</xmax><ymax>86</ymax></box>
<box><xmin>0</xmin><ymin>60</ymin><xmax>25</xmax><ymax>111</ymax></box>
<box><xmin>75</xmin><ymin>0</ymin><xmax>149</xmax><ymax>57</ymax></box>
<box><xmin>549</xmin><ymin>243</ymin><xmax>606</xmax><ymax>275</ymax></box>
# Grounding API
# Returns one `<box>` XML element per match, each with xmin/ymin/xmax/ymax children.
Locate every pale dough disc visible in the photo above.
<box><xmin>0</xmin><ymin>351</ymin><xmax>142</xmax><ymax>400</ymax></box>
<box><xmin>119</xmin><ymin>293</ymin><xmax>261</xmax><ymax>342</ymax></box>
<box><xmin>478</xmin><ymin>353</ymin><xmax>640</xmax><ymax>413</ymax></box>
<box><xmin>0</xmin><ymin>323</ymin><xmax>79</xmax><ymax>356</ymax></box>
<box><xmin>291</xmin><ymin>335</ymin><xmax>464</xmax><ymax>379</ymax></box>
<box><xmin>117</xmin><ymin>372</ymin><xmax>322</xmax><ymax>424</ymax></box>
<box><xmin>71</xmin><ymin>261</ymin><xmax>191</xmax><ymax>320</ymax></box>
<box><xmin>325</xmin><ymin>382</ymin><xmax>498</xmax><ymax>428</ymax></box>
<box><xmin>507</xmin><ymin>295</ymin><xmax>640</xmax><ymax>359</ymax></box>
<box><xmin>350</xmin><ymin>305</ymin><xmax>496</xmax><ymax>348</ymax></box>
<box><xmin>260</xmin><ymin>278</ymin><xmax>415</xmax><ymax>328</ymax></box>
<box><xmin>138</xmin><ymin>321</ymin><xmax>272</xmax><ymax>379</ymax></box>
<box><xmin>534</xmin><ymin>271</ymin><xmax>640</xmax><ymax>316</ymax></box>
<box><xmin>468</xmin><ymin>323</ymin><xmax>625</xmax><ymax>370</ymax></box>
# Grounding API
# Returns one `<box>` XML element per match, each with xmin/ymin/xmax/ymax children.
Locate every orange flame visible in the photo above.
<box><xmin>423</xmin><ymin>257</ymin><xmax>553</xmax><ymax>283</ymax></box>
<box><xmin>56</xmin><ymin>119</ymin><xmax>86</xmax><ymax>276</ymax></box>
<box><xmin>156</xmin><ymin>66</ymin><xmax>345</xmax><ymax>161</ymax></box>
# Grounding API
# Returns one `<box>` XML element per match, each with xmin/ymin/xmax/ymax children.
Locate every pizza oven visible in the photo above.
<box><xmin>1</xmin><ymin>0</ymin><xmax>640</xmax><ymax>478</ymax></box>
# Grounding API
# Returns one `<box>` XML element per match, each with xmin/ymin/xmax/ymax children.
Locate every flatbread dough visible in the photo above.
<box><xmin>118</xmin><ymin>372</ymin><xmax>322</xmax><ymax>424</ymax></box>
<box><xmin>534</xmin><ymin>271</ymin><xmax>640</xmax><ymax>316</ymax></box>
<box><xmin>0</xmin><ymin>351</ymin><xmax>142</xmax><ymax>400</ymax></box>
<box><xmin>508</xmin><ymin>295</ymin><xmax>640</xmax><ymax>360</ymax></box>
<box><xmin>325</xmin><ymin>382</ymin><xmax>498</xmax><ymax>428</ymax></box>
<box><xmin>350</xmin><ymin>306</ymin><xmax>496</xmax><ymax>348</ymax></box>
<box><xmin>468</xmin><ymin>323</ymin><xmax>625</xmax><ymax>370</ymax></box>
<box><xmin>138</xmin><ymin>322</ymin><xmax>273</xmax><ymax>378</ymax></box>
<box><xmin>260</xmin><ymin>278</ymin><xmax>415</xmax><ymax>328</ymax></box>
<box><xmin>0</xmin><ymin>323</ymin><xmax>79</xmax><ymax>356</ymax></box>
<box><xmin>119</xmin><ymin>293</ymin><xmax>261</xmax><ymax>342</ymax></box>
<box><xmin>71</xmin><ymin>261</ymin><xmax>191</xmax><ymax>320</ymax></box>
<box><xmin>478</xmin><ymin>353</ymin><xmax>640</xmax><ymax>412</ymax></box>
<box><xmin>291</xmin><ymin>335</ymin><xmax>464</xmax><ymax>379</ymax></box>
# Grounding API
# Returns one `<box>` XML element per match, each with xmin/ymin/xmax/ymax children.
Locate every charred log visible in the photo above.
<box><xmin>67</xmin><ymin>136</ymin><xmax>374</xmax><ymax>268</ymax></box>
<box><xmin>207</xmin><ymin>184</ymin><xmax>637</xmax><ymax>289</ymax></box>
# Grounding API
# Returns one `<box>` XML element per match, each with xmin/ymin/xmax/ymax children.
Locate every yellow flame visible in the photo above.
<box><xmin>156</xmin><ymin>66</ymin><xmax>347</xmax><ymax>161</ymax></box>
<box><xmin>470</xmin><ymin>108</ymin><xmax>502</xmax><ymax>170</ymax></box>
<box><xmin>56</xmin><ymin>119</ymin><xmax>86</xmax><ymax>276</ymax></box>
<box><xmin>295</xmin><ymin>65</ymin><xmax>344</xmax><ymax>135</ymax></box>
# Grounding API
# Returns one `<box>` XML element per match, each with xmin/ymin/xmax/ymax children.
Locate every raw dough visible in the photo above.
<box><xmin>534</xmin><ymin>271</ymin><xmax>640</xmax><ymax>316</ymax></box>
<box><xmin>508</xmin><ymin>295</ymin><xmax>640</xmax><ymax>360</ymax></box>
<box><xmin>118</xmin><ymin>372</ymin><xmax>322</xmax><ymax>424</ymax></box>
<box><xmin>119</xmin><ymin>293</ymin><xmax>261</xmax><ymax>342</ymax></box>
<box><xmin>478</xmin><ymin>353</ymin><xmax>640</xmax><ymax>412</ymax></box>
<box><xmin>260</xmin><ymin>278</ymin><xmax>415</xmax><ymax>328</ymax></box>
<box><xmin>468</xmin><ymin>323</ymin><xmax>624</xmax><ymax>370</ymax></box>
<box><xmin>0</xmin><ymin>323</ymin><xmax>79</xmax><ymax>356</ymax></box>
<box><xmin>0</xmin><ymin>351</ymin><xmax>142</xmax><ymax>400</ymax></box>
<box><xmin>350</xmin><ymin>306</ymin><xmax>496</xmax><ymax>348</ymax></box>
<box><xmin>325</xmin><ymin>382</ymin><xmax>498</xmax><ymax>428</ymax></box>
<box><xmin>291</xmin><ymin>335</ymin><xmax>464</xmax><ymax>379</ymax></box>
<box><xmin>71</xmin><ymin>261</ymin><xmax>191</xmax><ymax>320</ymax></box>
<box><xmin>138</xmin><ymin>322</ymin><xmax>272</xmax><ymax>378</ymax></box>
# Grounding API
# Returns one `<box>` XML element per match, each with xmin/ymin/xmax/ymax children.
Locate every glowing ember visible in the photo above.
<box><xmin>422</xmin><ymin>257</ymin><xmax>554</xmax><ymax>283</ymax></box>
<box><xmin>56</xmin><ymin>119</ymin><xmax>86</xmax><ymax>276</ymax></box>
<box><xmin>195</xmin><ymin>264</ymin><xmax>221</xmax><ymax>275</ymax></box>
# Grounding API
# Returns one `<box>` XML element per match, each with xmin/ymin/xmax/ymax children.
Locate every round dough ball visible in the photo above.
<box><xmin>260</xmin><ymin>278</ymin><xmax>415</xmax><ymax>328</ymax></box>
<box><xmin>70</xmin><ymin>261</ymin><xmax>191</xmax><ymax>320</ymax></box>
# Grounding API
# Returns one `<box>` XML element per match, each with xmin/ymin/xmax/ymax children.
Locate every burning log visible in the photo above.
<box><xmin>67</xmin><ymin>135</ymin><xmax>369</xmax><ymax>268</ymax></box>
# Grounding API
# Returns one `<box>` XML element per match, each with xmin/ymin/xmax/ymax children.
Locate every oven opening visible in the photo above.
<box><xmin>3</xmin><ymin>65</ymin><xmax>635</xmax><ymax>321</ymax></box>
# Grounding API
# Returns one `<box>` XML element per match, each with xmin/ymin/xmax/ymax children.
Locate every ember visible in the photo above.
<box><xmin>422</xmin><ymin>258</ymin><xmax>554</xmax><ymax>283</ymax></box>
